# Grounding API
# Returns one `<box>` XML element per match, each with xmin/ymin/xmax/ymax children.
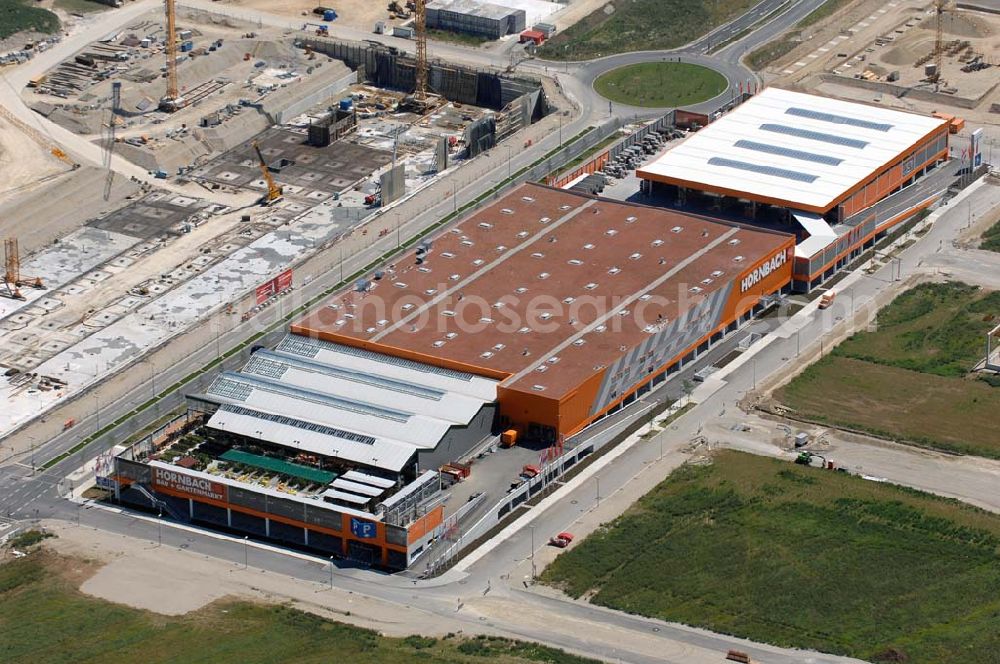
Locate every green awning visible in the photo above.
<box><xmin>220</xmin><ymin>449</ymin><xmax>335</xmax><ymax>485</ymax></box>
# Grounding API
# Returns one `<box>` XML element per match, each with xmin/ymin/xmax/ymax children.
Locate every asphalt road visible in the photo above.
<box><xmin>8</xmin><ymin>1</ymin><xmax>997</xmax><ymax>662</ymax></box>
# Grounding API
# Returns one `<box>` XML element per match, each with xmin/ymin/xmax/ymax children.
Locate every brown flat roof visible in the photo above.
<box><xmin>293</xmin><ymin>183</ymin><xmax>791</xmax><ymax>399</ymax></box>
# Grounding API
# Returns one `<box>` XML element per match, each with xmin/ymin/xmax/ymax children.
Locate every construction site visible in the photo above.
<box><xmin>0</xmin><ymin>0</ymin><xmax>551</xmax><ymax>442</ymax></box>
<box><xmin>827</xmin><ymin>1</ymin><xmax>998</xmax><ymax>108</ymax></box>
<box><xmin>771</xmin><ymin>0</ymin><xmax>1000</xmax><ymax>144</ymax></box>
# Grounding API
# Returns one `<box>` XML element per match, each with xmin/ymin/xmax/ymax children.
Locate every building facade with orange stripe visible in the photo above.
<box><xmin>293</xmin><ymin>182</ymin><xmax>794</xmax><ymax>442</ymax></box>
<box><xmin>637</xmin><ymin>88</ymin><xmax>951</xmax><ymax>291</ymax></box>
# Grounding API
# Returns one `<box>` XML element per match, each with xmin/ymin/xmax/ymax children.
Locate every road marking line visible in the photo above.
<box><xmin>818</xmin><ymin>47</ymin><xmax>830</xmax><ymax>52</ymax></box>
<box><xmin>807</xmin><ymin>54</ymin><xmax>819</xmax><ymax>59</ymax></box>
<box><xmin>782</xmin><ymin>69</ymin><xmax>796</xmax><ymax>74</ymax></box>
<box><xmin>794</xmin><ymin>61</ymin><xmax>807</xmax><ymax>66</ymax></box>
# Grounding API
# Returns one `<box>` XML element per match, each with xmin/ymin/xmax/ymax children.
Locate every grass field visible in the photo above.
<box><xmin>542</xmin><ymin>451</ymin><xmax>1000</xmax><ymax>663</ymax></box>
<box><xmin>593</xmin><ymin>62</ymin><xmax>727</xmax><ymax>108</ymax></box>
<box><xmin>0</xmin><ymin>550</ymin><xmax>599</xmax><ymax>664</ymax></box>
<box><xmin>777</xmin><ymin>282</ymin><xmax>1000</xmax><ymax>457</ymax></box>
<box><xmin>0</xmin><ymin>0</ymin><xmax>59</xmax><ymax>39</ymax></box>
<box><xmin>427</xmin><ymin>28</ymin><xmax>490</xmax><ymax>47</ymax></box>
<box><xmin>982</xmin><ymin>219</ymin><xmax>1000</xmax><ymax>253</ymax></box>
<box><xmin>539</xmin><ymin>0</ymin><xmax>758</xmax><ymax>61</ymax></box>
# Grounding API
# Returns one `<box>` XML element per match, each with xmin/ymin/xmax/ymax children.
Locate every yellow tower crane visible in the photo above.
<box><xmin>159</xmin><ymin>0</ymin><xmax>183</xmax><ymax>111</ymax></box>
<box><xmin>252</xmin><ymin>141</ymin><xmax>284</xmax><ymax>205</ymax></box>
<box><xmin>414</xmin><ymin>0</ymin><xmax>428</xmax><ymax>102</ymax></box>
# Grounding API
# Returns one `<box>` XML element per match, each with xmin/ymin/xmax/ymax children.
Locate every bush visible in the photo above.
<box><xmin>0</xmin><ymin>0</ymin><xmax>60</xmax><ymax>39</ymax></box>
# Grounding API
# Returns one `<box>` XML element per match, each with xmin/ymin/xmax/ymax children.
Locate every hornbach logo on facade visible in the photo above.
<box><xmin>153</xmin><ymin>467</ymin><xmax>227</xmax><ymax>501</ymax></box>
<box><xmin>740</xmin><ymin>250</ymin><xmax>788</xmax><ymax>293</ymax></box>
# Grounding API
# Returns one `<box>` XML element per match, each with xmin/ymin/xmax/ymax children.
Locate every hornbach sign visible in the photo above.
<box><xmin>740</xmin><ymin>249</ymin><xmax>788</xmax><ymax>293</ymax></box>
<box><xmin>153</xmin><ymin>467</ymin><xmax>227</xmax><ymax>501</ymax></box>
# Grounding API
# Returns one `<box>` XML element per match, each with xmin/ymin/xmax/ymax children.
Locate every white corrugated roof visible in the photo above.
<box><xmin>199</xmin><ymin>336</ymin><xmax>498</xmax><ymax>473</ymax></box>
<box><xmin>275</xmin><ymin>335</ymin><xmax>498</xmax><ymax>402</ymax></box>
<box><xmin>245</xmin><ymin>349</ymin><xmax>486</xmax><ymax>425</ymax></box>
<box><xmin>206</xmin><ymin>372</ymin><xmax>452</xmax><ymax>449</ymax></box>
<box><xmin>331</xmin><ymin>477</ymin><xmax>385</xmax><ymax>497</ymax></box>
<box><xmin>638</xmin><ymin>87</ymin><xmax>946</xmax><ymax>212</ymax></box>
<box><xmin>207</xmin><ymin>405</ymin><xmax>417</xmax><ymax>472</ymax></box>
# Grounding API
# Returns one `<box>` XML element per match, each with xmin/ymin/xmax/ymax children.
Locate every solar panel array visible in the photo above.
<box><xmin>218</xmin><ymin>371</ymin><xmax>414</xmax><ymax>423</ymax></box>
<box><xmin>734</xmin><ymin>140</ymin><xmax>844</xmax><ymax>166</ymax></box>
<box><xmin>310</xmin><ymin>336</ymin><xmax>476</xmax><ymax>381</ymax></box>
<box><xmin>218</xmin><ymin>403</ymin><xmax>377</xmax><ymax>445</ymax></box>
<box><xmin>708</xmin><ymin>157</ymin><xmax>819</xmax><ymax>183</ymax></box>
<box><xmin>759</xmin><ymin>124</ymin><xmax>869</xmax><ymax>149</ymax></box>
<box><xmin>211</xmin><ymin>377</ymin><xmax>253</xmax><ymax>402</ymax></box>
<box><xmin>244</xmin><ymin>355</ymin><xmax>289</xmax><ymax>380</ymax></box>
<box><xmin>263</xmin><ymin>349</ymin><xmax>445</xmax><ymax>400</ymax></box>
<box><xmin>785</xmin><ymin>107</ymin><xmax>893</xmax><ymax>132</ymax></box>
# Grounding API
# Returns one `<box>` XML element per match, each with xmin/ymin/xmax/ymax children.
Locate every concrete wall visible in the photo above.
<box><xmin>265</xmin><ymin>68</ymin><xmax>358</xmax><ymax>125</ymax></box>
<box><xmin>818</xmin><ymin>73</ymin><xmax>998</xmax><ymax>110</ymax></box>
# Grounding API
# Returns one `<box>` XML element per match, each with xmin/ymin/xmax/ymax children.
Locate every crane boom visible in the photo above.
<box><xmin>160</xmin><ymin>0</ymin><xmax>182</xmax><ymax>111</ymax></box>
<box><xmin>252</xmin><ymin>141</ymin><xmax>283</xmax><ymax>205</ymax></box>
<box><xmin>414</xmin><ymin>0</ymin><xmax>427</xmax><ymax>101</ymax></box>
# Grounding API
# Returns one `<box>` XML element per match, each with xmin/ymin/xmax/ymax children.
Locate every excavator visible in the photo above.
<box><xmin>252</xmin><ymin>141</ymin><xmax>283</xmax><ymax>206</ymax></box>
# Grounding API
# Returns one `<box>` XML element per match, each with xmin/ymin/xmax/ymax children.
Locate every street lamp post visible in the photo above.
<box><xmin>244</xmin><ymin>535</ymin><xmax>249</xmax><ymax>569</ymax></box>
<box><xmin>157</xmin><ymin>510</ymin><xmax>162</xmax><ymax>547</ymax></box>
<box><xmin>529</xmin><ymin>525</ymin><xmax>536</xmax><ymax>580</ymax></box>
<box><xmin>329</xmin><ymin>556</ymin><xmax>334</xmax><ymax>590</ymax></box>
<box><xmin>505</xmin><ymin>145</ymin><xmax>512</xmax><ymax>179</ymax></box>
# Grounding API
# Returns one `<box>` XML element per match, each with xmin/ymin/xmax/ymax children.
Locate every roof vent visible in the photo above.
<box><xmin>539</xmin><ymin>272</ymin><xmax>551</xmax><ymax>279</ymax></box>
<box><xmin>493</xmin><ymin>343</ymin><xmax>505</xmax><ymax>350</ymax></box>
<box><xmin>531</xmin><ymin>252</ymin><xmax>545</xmax><ymax>258</ymax></box>
<box><xmin>605</xmin><ymin>229</ymin><xmax>618</xmax><ymax>236</ymax></box>
<box><xmin>608</xmin><ymin>267</ymin><xmax>621</xmax><ymax>275</ymax></box>
<box><xmin>568</xmin><ymin>258</ymin><xmax>583</xmax><ymax>266</ymax></box>
<box><xmin>540</xmin><ymin>216</ymin><xmax>551</xmax><ymax>223</ymax></box>
<box><xmin>500</xmin><ymin>208</ymin><xmax>514</xmax><ymax>215</ymax></box>
<box><xmin>441</xmin><ymin>251</ymin><xmax>455</xmax><ymax>258</ymax></box>
<box><xmin>626</xmin><ymin>215</ymin><xmax>637</xmax><ymax>223</ymax></box>
<box><xmin>481</xmin><ymin>351</ymin><xmax>494</xmax><ymax>359</ymax></box>
<box><xmin>517</xmin><ymin>231</ymin><xmax>530</xmax><ymax>238</ymax></box>
<box><xmin>629</xmin><ymin>253</ymin><xmax>642</xmax><ymax>260</ymax></box>
<box><xmin>433</xmin><ymin>340</ymin><xmax>446</xmax><ymax>347</ymax></box>
<box><xmin>583</xmin><ymin>243</ymin><xmax>595</xmax><ymax>250</ymax></box>
<box><xmin>522</xmin><ymin>196</ymin><xmax>535</xmax><ymax>202</ymax></box>
<box><xmin>478</xmin><ymin>222</ymin><xmax>493</xmax><ymax>229</ymax></box>
<box><xmin>535</xmin><ymin>365</ymin><xmax>548</xmax><ymax>373</ymax></box>
<box><xmin>532</xmin><ymin>384</ymin><xmax>547</xmax><ymax>391</ymax></box>
<box><xmin>445</xmin><ymin>332</ymin><xmax>457</xmax><ymax>339</ymax></box>
<box><xmin>585</xmin><ymin>282</ymin><xmax>598</xmax><ymax>290</ymax></box>
<box><xmin>734</xmin><ymin>255</ymin><xmax>745</xmax><ymax>263</ymax></box>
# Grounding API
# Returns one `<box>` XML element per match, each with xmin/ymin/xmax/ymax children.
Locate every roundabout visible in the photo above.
<box><xmin>593</xmin><ymin>61</ymin><xmax>728</xmax><ymax>108</ymax></box>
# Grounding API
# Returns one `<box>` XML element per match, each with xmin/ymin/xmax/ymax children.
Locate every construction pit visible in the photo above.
<box><xmin>26</xmin><ymin>7</ymin><xmax>358</xmax><ymax>175</ymax></box>
<box><xmin>827</xmin><ymin>6</ymin><xmax>999</xmax><ymax>108</ymax></box>
<box><xmin>2</xmin><ymin>5</ymin><xmax>550</xmax><ymax>442</ymax></box>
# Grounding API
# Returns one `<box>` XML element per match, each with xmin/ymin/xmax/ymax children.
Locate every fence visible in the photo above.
<box><xmin>546</xmin><ymin>110</ymin><xmax>676</xmax><ymax>187</ymax></box>
<box><xmin>421</xmin><ymin>399</ymin><xmax>659</xmax><ymax>575</ymax></box>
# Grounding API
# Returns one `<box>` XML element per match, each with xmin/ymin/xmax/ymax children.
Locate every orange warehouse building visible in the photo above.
<box><xmin>292</xmin><ymin>182</ymin><xmax>794</xmax><ymax>442</ymax></box>
<box><xmin>637</xmin><ymin>87</ymin><xmax>951</xmax><ymax>291</ymax></box>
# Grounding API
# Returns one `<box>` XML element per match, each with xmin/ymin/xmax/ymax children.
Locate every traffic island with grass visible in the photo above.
<box><xmin>593</xmin><ymin>62</ymin><xmax>727</xmax><ymax>108</ymax></box>
<box><xmin>0</xmin><ymin>550</ymin><xmax>601</xmax><ymax>664</ymax></box>
<box><xmin>776</xmin><ymin>281</ymin><xmax>1000</xmax><ymax>458</ymax></box>
<box><xmin>541</xmin><ymin>451</ymin><xmax>1000</xmax><ymax>664</ymax></box>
